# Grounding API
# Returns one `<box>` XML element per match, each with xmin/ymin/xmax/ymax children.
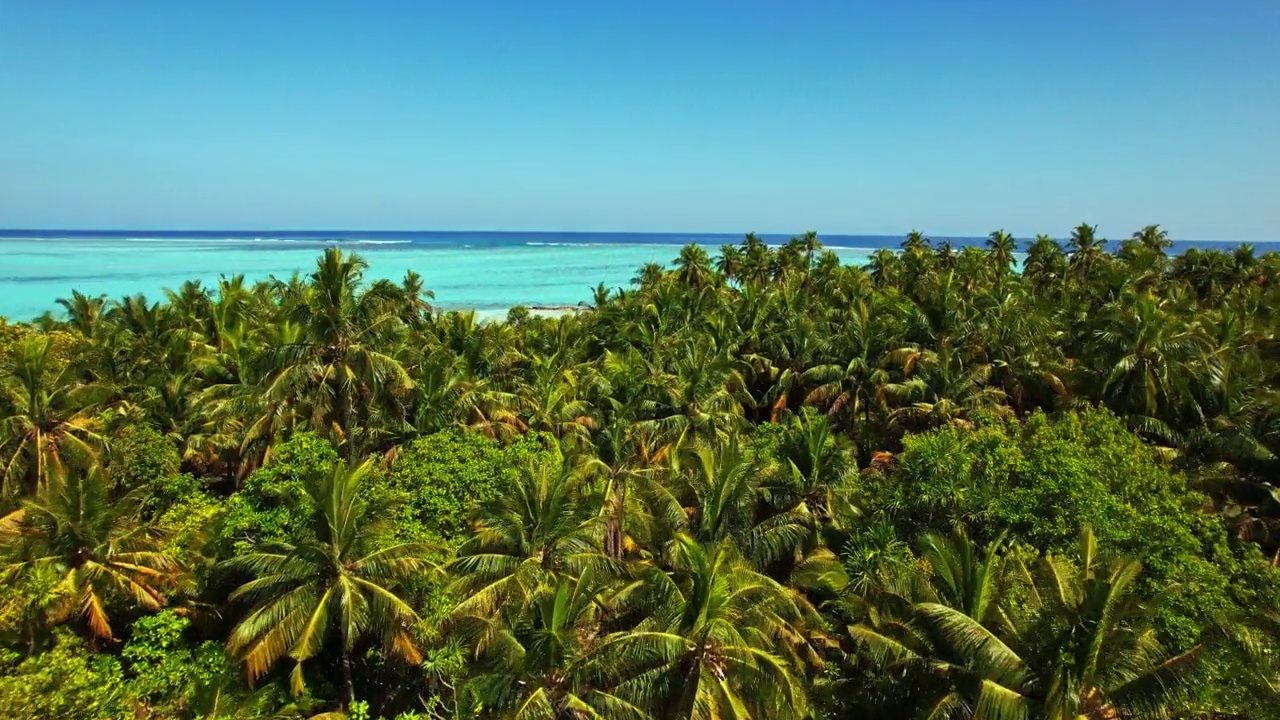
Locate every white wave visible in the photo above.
<box><xmin>121</xmin><ymin>237</ymin><xmax>211</xmax><ymax>243</ymax></box>
<box><xmin>524</xmin><ymin>241</ymin><xmax>628</xmax><ymax>248</ymax></box>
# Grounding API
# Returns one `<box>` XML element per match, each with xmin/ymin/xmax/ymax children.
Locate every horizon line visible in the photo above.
<box><xmin>0</xmin><ymin>227</ymin><xmax>1272</xmax><ymax>244</ymax></box>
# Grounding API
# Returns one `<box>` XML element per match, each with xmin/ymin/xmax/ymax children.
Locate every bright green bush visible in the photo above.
<box><xmin>0</xmin><ymin>632</ymin><xmax>130</xmax><ymax>720</ymax></box>
<box><xmin>873</xmin><ymin>407</ymin><xmax>1250</xmax><ymax>646</ymax></box>
<box><xmin>109</xmin><ymin>424</ymin><xmax>181</xmax><ymax>494</ymax></box>
<box><xmin>122</xmin><ymin>611</ymin><xmax>228</xmax><ymax>716</ymax></box>
<box><xmin>385</xmin><ymin>430</ymin><xmax>559</xmax><ymax>543</ymax></box>
<box><xmin>219</xmin><ymin>432</ymin><xmax>337</xmax><ymax>551</ymax></box>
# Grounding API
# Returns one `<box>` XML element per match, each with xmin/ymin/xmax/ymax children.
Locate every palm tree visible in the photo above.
<box><xmin>458</xmin><ymin>571</ymin><xmax>649</xmax><ymax>720</ymax></box>
<box><xmin>631</xmin><ymin>263</ymin><xmax>667</xmax><ymax>287</ymax></box>
<box><xmin>966</xmin><ymin>289</ymin><xmax>1067</xmax><ymax>415</ymax></box>
<box><xmin>850</xmin><ymin>529</ymin><xmax>1200</xmax><ymax>719</ymax></box>
<box><xmin>1090</xmin><ymin>291</ymin><xmax>1211</xmax><ymax>439</ymax></box>
<box><xmin>448</xmin><ymin>456</ymin><xmax>610</xmax><ymax>618</ymax></box>
<box><xmin>801</xmin><ymin>296</ymin><xmax>902</xmax><ymax>434</ymax></box>
<box><xmin>1068</xmin><ymin>223</ymin><xmax>1107</xmax><ymax>279</ymax></box>
<box><xmin>636</xmin><ymin>340</ymin><xmax>747</xmax><ymax>455</ymax></box>
<box><xmin>587</xmin><ymin>419</ymin><xmax>655</xmax><ymax>561</ymax></box>
<box><xmin>866</xmin><ymin>248</ymin><xmax>902</xmax><ymax>287</ymax></box>
<box><xmin>673</xmin><ymin>244</ymin><xmax>718</xmax><ymax>290</ymax></box>
<box><xmin>796</xmin><ymin>230</ymin><xmax>821</xmax><ymax>273</ymax></box>
<box><xmin>652</xmin><ymin>440</ymin><xmax>809</xmax><ymax>571</ymax></box>
<box><xmin>0</xmin><ymin>464</ymin><xmax>179</xmax><ymax>645</ymax></box>
<box><xmin>397</xmin><ymin>269</ymin><xmax>435</xmax><ymax>329</ymax></box>
<box><xmin>397</xmin><ymin>348</ymin><xmax>468</xmax><ymax>437</ymax></box>
<box><xmin>55</xmin><ymin>290</ymin><xmax>108</xmax><ymax>338</ymax></box>
<box><xmin>985</xmin><ymin>229</ymin><xmax>1017</xmax><ymax>276</ymax></box>
<box><xmin>770</xmin><ymin>409</ymin><xmax>859</xmax><ymax>538</ymax></box>
<box><xmin>1021</xmin><ymin>234</ymin><xmax>1067</xmax><ymax>291</ymax></box>
<box><xmin>1133</xmin><ymin>224</ymin><xmax>1172</xmax><ymax>254</ymax></box>
<box><xmin>223</xmin><ymin>460</ymin><xmax>432</xmax><ymax>709</ymax></box>
<box><xmin>1</xmin><ymin>335</ymin><xmax>106</xmax><ymax>494</ymax></box>
<box><xmin>885</xmin><ymin>343</ymin><xmax>1008</xmax><ymax>432</ymax></box>
<box><xmin>901</xmin><ymin>230</ymin><xmax>931</xmax><ymax>254</ymax></box>
<box><xmin>715</xmin><ymin>244</ymin><xmax>744</xmax><ymax>282</ymax></box>
<box><xmin>601</xmin><ymin>535</ymin><xmax>813</xmax><ymax>720</ymax></box>
<box><xmin>1232</xmin><ymin>243</ymin><xmax>1263</xmax><ymax>287</ymax></box>
<box><xmin>518</xmin><ymin>359</ymin><xmax>596</xmax><ymax>443</ymax></box>
<box><xmin>259</xmin><ymin>249</ymin><xmax>411</xmax><ymax>459</ymax></box>
<box><xmin>738</xmin><ymin>233</ymin><xmax>773</xmax><ymax>286</ymax></box>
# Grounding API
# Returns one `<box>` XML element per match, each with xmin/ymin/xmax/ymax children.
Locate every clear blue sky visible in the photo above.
<box><xmin>1</xmin><ymin>1</ymin><xmax>1277</xmax><ymax>240</ymax></box>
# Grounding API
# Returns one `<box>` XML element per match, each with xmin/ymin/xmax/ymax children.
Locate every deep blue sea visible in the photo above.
<box><xmin>0</xmin><ymin>230</ymin><xmax>1275</xmax><ymax>322</ymax></box>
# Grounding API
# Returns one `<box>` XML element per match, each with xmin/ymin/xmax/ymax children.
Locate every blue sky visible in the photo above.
<box><xmin>1</xmin><ymin>1</ymin><xmax>1277</xmax><ymax>240</ymax></box>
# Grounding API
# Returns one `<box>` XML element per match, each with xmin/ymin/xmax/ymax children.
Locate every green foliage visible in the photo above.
<box><xmin>386</xmin><ymin>430</ymin><xmax>559</xmax><ymax>543</ymax></box>
<box><xmin>122</xmin><ymin>611</ymin><xmax>229</xmax><ymax>716</ymax></box>
<box><xmin>219</xmin><ymin>432</ymin><xmax>337</xmax><ymax>551</ymax></box>
<box><xmin>0</xmin><ymin>632</ymin><xmax>130</xmax><ymax>720</ymax></box>
<box><xmin>875</xmin><ymin>407</ymin><xmax>1242</xmax><ymax>648</ymax></box>
<box><xmin>109</xmin><ymin>423</ymin><xmax>181</xmax><ymax>494</ymax></box>
<box><xmin>6</xmin><ymin>239</ymin><xmax>1280</xmax><ymax>717</ymax></box>
<box><xmin>0</xmin><ymin>326</ymin><xmax>81</xmax><ymax>378</ymax></box>
<box><xmin>156</xmin><ymin>489</ymin><xmax>223</xmax><ymax>574</ymax></box>
<box><xmin>222</xmin><ymin>460</ymin><xmax>433</xmax><ymax>701</ymax></box>
<box><xmin>145</xmin><ymin>470</ymin><xmax>204</xmax><ymax>516</ymax></box>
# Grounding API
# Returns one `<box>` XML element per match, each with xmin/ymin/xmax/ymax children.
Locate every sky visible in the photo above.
<box><xmin>0</xmin><ymin>1</ymin><xmax>1277</xmax><ymax>240</ymax></box>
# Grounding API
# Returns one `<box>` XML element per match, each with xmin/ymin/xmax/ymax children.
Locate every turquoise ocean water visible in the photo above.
<box><xmin>0</xmin><ymin>231</ymin><xmax>1273</xmax><ymax>322</ymax></box>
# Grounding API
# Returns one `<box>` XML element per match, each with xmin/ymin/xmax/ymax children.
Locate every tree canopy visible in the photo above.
<box><xmin>3</xmin><ymin>232</ymin><xmax>1280</xmax><ymax>718</ymax></box>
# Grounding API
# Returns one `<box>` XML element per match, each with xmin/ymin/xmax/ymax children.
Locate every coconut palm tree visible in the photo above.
<box><xmin>901</xmin><ymin>230</ymin><xmax>931</xmax><ymax>255</ymax></box>
<box><xmin>736</xmin><ymin>234</ymin><xmax>774</xmax><ymax>287</ymax></box>
<box><xmin>1</xmin><ymin>335</ymin><xmax>106</xmax><ymax>494</ymax></box>
<box><xmin>673</xmin><ymin>244</ymin><xmax>718</xmax><ymax>291</ymax></box>
<box><xmin>223</xmin><ymin>460</ymin><xmax>432</xmax><ymax>710</ymax></box>
<box><xmin>652</xmin><ymin>440</ymin><xmax>808</xmax><ymax>570</ymax></box>
<box><xmin>1133</xmin><ymin>224</ymin><xmax>1172</xmax><ymax>254</ymax></box>
<box><xmin>457</xmin><ymin>571</ymin><xmax>649</xmax><ymax>720</ymax></box>
<box><xmin>1068</xmin><ymin>223</ymin><xmax>1107</xmax><ymax>279</ymax></box>
<box><xmin>631</xmin><ymin>263</ymin><xmax>667</xmax><ymax>288</ymax></box>
<box><xmin>1090</xmin><ymin>291</ymin><xmax>1212</xmax><ymax>439</ymax></box>
<box><xmin>796</xmin><ymin>230</ymin><xmax>822</xmax><ymax>273</ymax></box>
<box><xmin>587</xmin><ymin>419</ymin><xmax>658</xmax><ymax>561</ymax></box>
<box><xmin>985</xmin><ymin>229</ymin><xmax>1017</xmax><ymax>276</ymax></box>
<box><xmin>801</xmin><ymin>296</ymin><xmax>904</xmax><ymax>435</ymax></box>
<box><xmin>600</xmin><ymin>535</ymin><xmax>813</xmax><ymax>720</ymax></box>
<box><xmin>258</xmin><ymin>248</ymin><xmax>411</xmax><ymax>459</ymax></box>
<box><xmin>769</xmin><ymin>409</ymin><xmax>859</xmax><ymax>539</ymax></box>
<box><xmin>850</xmin><ymin>529</ymin><xmax>1200</xmax><ymax>720</ymax></box>
<box><xmin>0</xmin><ymin>464</ymin><xmax>179</xmax><ymax>645</ymax></box>
<box><xmin>518</xmin><ymin>359</ymin><xmax>596</xmax><ymax>443</ymax></box>
<box><xmin>635</xmin><ymin>340</ymin><xmax>747</xmax><ymax>455</ymax></box>
<box><xmin>885</xmin><ymin>343</ymin><xmax>1008</xmax><ymax>432</ymax></box>
<box><xmin>715</xmin><ymin>244</ymin><xmax>744</xmax><ymax>282</ymax></box>
<box><xmin>55</xmin><ymin>290</ymin><xmax>108</xmax><ymax>338</ymax></box>
<box><xmin>448</xmin><ymin>456</ymin><xmax>610</xmax><ymax>618</ymax></box>
<box><xmin>1021</xmin><ymin>235</ymin><xmax>1067</xmax><ymax>292</ymax></box>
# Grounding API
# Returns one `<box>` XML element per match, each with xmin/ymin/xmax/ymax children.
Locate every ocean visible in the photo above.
<box><xmin>0</xmin><ymin>230</ymin><xmax>1274</xmax><ymax>322</ymax></box>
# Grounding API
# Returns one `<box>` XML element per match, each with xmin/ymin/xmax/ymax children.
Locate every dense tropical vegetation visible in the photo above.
<box><xmin>4</xmin><ymin>226</ymin><xmax>1280</xmax><ymax>718</ymax></box>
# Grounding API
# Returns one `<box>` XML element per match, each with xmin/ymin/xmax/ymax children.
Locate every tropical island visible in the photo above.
<box><xmin>2</xmin><ymin>225</ymin><xmax>1279</xmax><ymax>719</ymax></box>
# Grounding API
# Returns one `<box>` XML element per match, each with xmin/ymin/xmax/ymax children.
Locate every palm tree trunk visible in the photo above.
<box><xmin>677</xmin><ymin>650</ymin><xmax>705</xmax><ymax>720</ymax></box>
<box><xmin>605</xmin><ymin>474</ymin><xmax>626</xmax><ymax>560</ymax></box>
<box><xmin>340</xmin><ymin>645</ymin><xmax>356</xmax><ymax>710</ymax></box>
<box><xmin>34</xmin><ymin>429</ymin><xmax>45</xmax><ymax>494</ymax></box>
<box><xmin>337</xmin><ymin>382</ymin><xmax>354</xmax><ymax>463</ymax></box>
